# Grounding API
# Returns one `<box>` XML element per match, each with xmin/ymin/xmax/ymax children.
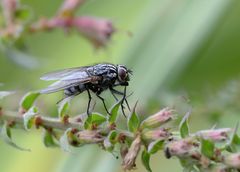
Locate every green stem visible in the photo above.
<box><xmin>0</xmin><ymin>110</ymin><xmax>83</xmax><ymax>130</ymax></box>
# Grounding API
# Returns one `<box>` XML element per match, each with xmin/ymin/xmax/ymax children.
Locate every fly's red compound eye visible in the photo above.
<box><xmin>118</xmin><ymin>67</ymin><xmax>127</xmax><ymax>82</ymax></box>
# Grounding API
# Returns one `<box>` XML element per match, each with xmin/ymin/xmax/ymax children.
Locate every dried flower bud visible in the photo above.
<box><xmin>122</xmin><ymin>135</ymin><xmax>141</xmax><ymax>170</ymax></box>
<box><xmin>76</xmin><ymin>130</ymin><xmax>103</xmax><ymax>144</ymax></box>
<box><xmin>120</xmin><ymin>144</ymin><xmax>129</xmax><ymax>159</ymax></box>
<box><xmin>58</xmin><ymin>0</ymin><xmax>85</xmax><ymax>17</ymax></box>
<box><xmin>196</xmin><ymin>128</ymin><xmax>231</xmax><ymax>142</ymax></box>
<box><xmin>208</xmin><ymin>165</ymin><xmax>228</xmax><ymax>172</ymax></box>
<box><xmin>224</xmin><ymin>153</ymin><xmax>240</xmax><ymax>169</ymax></box>
<box><xmin>71</xmin><ymin>16</ymin><xmax>115</xmax><ymax>48</ymax></box>
<box><xmin>142</xmin><ymin>128</ymin><xmax>170</xmax><ymax>141</ymax></box>
<box><xmin>140</xmin><ymin>107</ymin><xmax>174</xmax><ymax>129</ymax></box>
<box><xmin>165</xmin><ymin>138</ymin><xmax>195</xmax><ymax>158</ymax></box>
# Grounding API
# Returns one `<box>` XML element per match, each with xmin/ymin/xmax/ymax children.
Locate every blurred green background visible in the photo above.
<box><xmin>1</xmin><ymin>0</ymin><xmax>240</xmax><ymax>171</ymax></box>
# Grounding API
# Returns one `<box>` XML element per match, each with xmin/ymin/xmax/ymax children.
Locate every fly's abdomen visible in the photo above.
<box><xmin>64</xmin><ymin>84</ymin><xmax>86</xmax><ymax>96</ymax></box>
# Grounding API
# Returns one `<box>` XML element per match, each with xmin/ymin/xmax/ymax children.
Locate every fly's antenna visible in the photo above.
<box><xmin>128</xmin><ymin>69</ymin><xmax>133</xmax><ymax>75</ymax></box>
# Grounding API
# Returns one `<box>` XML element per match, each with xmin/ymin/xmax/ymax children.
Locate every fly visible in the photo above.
<box><xmin>40</xmin><ymin>63</ymin><xmax>132</xmax><ymax>116</ymax></box>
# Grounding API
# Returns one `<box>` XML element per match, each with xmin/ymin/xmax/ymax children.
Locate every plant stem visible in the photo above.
<box><xmin>0</xmin><ymin>110</ymin><xmax>83</xmax><ymax>130</ymax></box>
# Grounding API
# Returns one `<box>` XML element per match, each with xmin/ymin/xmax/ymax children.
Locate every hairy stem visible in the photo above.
<box><xmin>0</xmin><ymin>110</ymin><xmax>83</xmax><ymax>130</ymax></box>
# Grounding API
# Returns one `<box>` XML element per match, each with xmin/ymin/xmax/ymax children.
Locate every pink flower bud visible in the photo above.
<box><xmin>122</xmin><ymin>135</ymin><xmax>141</xmax><ymax>170</ymax></box>
<box><xmin>58</xmin><ymin>0</ymin><xmax>85</xmax><ymax>17</ymax></box>
<box><xmin>30</xmin><ymin>16</ymin><xmax>115</xmax><ymax>48</ymax></box>
<box><xmin>71</xmin><ymin>16</ymin><xmax>115</xmax><ymax>48</ymax></box>
<box><xmin>224</xmin><ymin>153</ymin><xmax>240</xmax><ymax>169</ymax></box>
<box><xmin>165</xmin><ymin>139</ymin><xmax>195</xmax><ymax>158</ymax></box>
<box><xmin>1</xmin><ymin>0</ymin><xmax>19</xmax><ymax>25</ymax></box>
<box><xmin>196</xmin><ymin>128</ymin><xmax>231</xmax><ymax>142</ymax></box>
<box><xmin>142</xmin><ymin>128</ymin><xmax>170</xmax><ymax>141</ymax></box>
<box><xmin>140</xmin><ymin>107</ymin><xmax>174</xmax><ymax>129</ymax></box>
<box><xmin>76</xmin><ymin>130</ymin><xmax>103</xmax><ymax>144</ymax></box>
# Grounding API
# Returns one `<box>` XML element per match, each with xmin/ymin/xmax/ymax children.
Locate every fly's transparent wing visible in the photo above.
<box><xmin>40</xmin><ymin>66</ymin><xmax>90</xmax><ymax>81</ymax></box>
<box><xmin>40</xmin><ymin>66</ymin><xmax>101</xmax><ymax>94</ymax></box>
<box><xmin>40</xmin><ymin>76</ymin><xmax>101</xmax><ymax>94</ymax></box>
<box><xmin>40</xmin><ymin>78</ymin><xmax>88</xmax><ymax>94</ymax></box>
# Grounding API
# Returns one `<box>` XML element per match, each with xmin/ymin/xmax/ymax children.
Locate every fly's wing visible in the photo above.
<box><xmin>40</xmin><ymin>66</ymin><xmax>101</xmax><ymax>94</ymax></box>
<box><xmin>40</xmin><ymin>78</ymin><xmax>90</xmax><ymax>94</ymax></box>
<box><xmin>40</xmin><ymin>66</ymin><xmax>90</xmax><ymax>81</ymax></box>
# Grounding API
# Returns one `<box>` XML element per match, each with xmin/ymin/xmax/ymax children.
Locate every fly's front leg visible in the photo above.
<box><xmin>113</xmin><ymin>82</ymin><xmax>129</xmax><ymax>87</ymax></box>
<box><xmin>110</xmin><ymin>88</ymin><xmax>123</xmax><ymax>101</ymax></box>
<box><xmin>119</xmin><ymin>86</ymin><xmax>129</xmax><ymax>117</ymax></box>
<box><xmin>110</xmin><ymin>88</ymin><xmax>126</xmax><ymax>110</ymax></box>
<box><xmin>110</xmin><ymin>87</ymin><xmax>131</xmax><ymax>111</ymax></box>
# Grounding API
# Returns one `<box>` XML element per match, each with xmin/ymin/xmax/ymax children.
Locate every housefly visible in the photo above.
<box><xmin>40</xmin><ymin>63</ymin><xmax>132</xmax><ymax>116</ymax></box>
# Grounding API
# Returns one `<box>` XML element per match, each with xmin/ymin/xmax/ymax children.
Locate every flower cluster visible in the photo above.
<box><xmin>1</xmin><ymin>91</ymin><xmax>240</xmax><ymax>172</ymax></box>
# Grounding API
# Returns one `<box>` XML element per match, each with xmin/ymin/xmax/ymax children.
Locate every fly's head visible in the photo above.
<box><xmin>116</xmin><ymin>65</ymin><xmax>132</xmax><ymax>85</ymax></box>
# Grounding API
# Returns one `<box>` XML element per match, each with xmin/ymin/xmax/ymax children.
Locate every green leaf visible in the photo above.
<box><xmin>226</xmin><ymin>122</ymin><xmax>240</xmax><ymax>152</ymax></box>
<box><xmin>230</xmin><ymin>122</ymin><xmax>240</xmax><ymax>145</ymax></box>
<box><xmin>84</xmin><ymin>113</ymin><xmax>106</xmax><ymax>129</ymax></box>
<box><xmin>141</xmin><ymin>149</ymin><xmax>152</xmax><ymax>172</ymax></box>
<box><xmin>108</xmin><ymin>100</ymin><xmax>121</xmax><ymax>124</ymax></box>
<box><xmin>179</xmin><ymin>111</ymin><xmax>191</xmax><ymax>138</ymax></box>
<box><xmin>0</xmin><ymin>121</ymin><xmax>30</xmax><ymax>151</ymax></box>
<box><xmin>43</xmin><ymin>129</ymin><xmax>58</xmax><ymax>147</ymax></box>
<box><xmin>180</xmin><ymin>159</ymin><xmax>200</xmax><ymax>171</ymax></box>
<box><xmin>0</xmin><ymin>91</ymin><xmax>14</xmax><ymax>99</ymax></box>
<box><xmin>127</xmin><ymin>102</ymin><xmax>140</xmax><ymax>133</ymax></box>
<box><xmin>58</xmin><ymin>98</ymin><xmax>70</xmax><ymax>118</ymax></box>
<box><xmin>59</xmin><ymin>128</ymin><xmax>72</xmax><ymax>152</ymax></box>
<box><xmin>20</xmin><ymin>92</ymin><xmax>40</xmax><ymax>111</ymax></box>
<box><xmin>233</xmin><ymin>134</ymin><xmax>240</xmax><ymax>145</ymax></box>
<box><xmin>15</xmin><ymin>6</ymin><xmax>32</xmax><ymax>22</ymax></box>
<box><xmin>23</xmin><ymin>106</ymin><xmax>38</xmax><ymax>130</ymax></box>
<box><xmin>108</xmin><ymin>130</ymin><xmax>118</xmax><ymax>143</ymax></box>
<box><xmin>103</xmin><ymin>130</ymin><xmax>118</xmax><ymax>151</ymax></box>
<box><xmin>201</xmin><ymin>139</ymin><xmax>214</xmax><ymax>158</ymax></box>
<box><xmin>148</xmin><ymin>139</ymin><xmax>164</xmax><ymax>154</ymax></box>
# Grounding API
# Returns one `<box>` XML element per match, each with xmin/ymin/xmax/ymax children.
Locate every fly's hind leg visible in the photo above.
<box><xmin>86</xmin><ymin>88</ymin><xmax>92</xmax><ymax>116</ymax></box>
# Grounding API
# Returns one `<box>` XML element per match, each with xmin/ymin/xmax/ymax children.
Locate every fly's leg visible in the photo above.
<box><xmin>96</xmin><ymin>94</ymin><xmax>110</xmax><ymax>115</ymax></box>
<box><xmin>110</xmin><ymin>88</ymin><xmax>124</xmax><ymax>96</ymax></box>
<box><xmin>124</xmin><ymin>92</ymin><xmax>134</xmax><ymax>111</ymax></box>
<box><xmin>86</xmin><ymin>88</ymin><xmax>92</xmax><ymax>116</ymax></box>
<box><xmin>110</xmin><ymin>87</ymin><xmax>131</xmax><ymax>111</ymax></box>
<box><xmin>119</xmin><ymin>86</ymin><xmax>128</xmax><ymax>117</ymax></box>
<box><xmin>110</xmin><ymin>89</ymin><xmax>119</xmax><ymax>101</ymax></box>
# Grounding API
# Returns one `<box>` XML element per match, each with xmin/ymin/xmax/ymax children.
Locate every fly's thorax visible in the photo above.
<box><xmin>89</xmin><ymin>63</ymin><xmax>117</xmax><ymax>84</ymax></box>
<box><xmin>91</xmin><ymin>64</ymin><xmax>117</xmax><ymax>75</ymax></box>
